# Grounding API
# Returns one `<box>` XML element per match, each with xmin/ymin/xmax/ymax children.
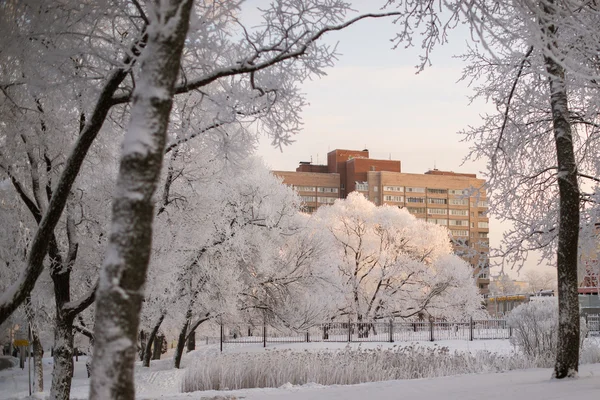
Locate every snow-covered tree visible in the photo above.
<box><xmin>383</xmin><ymin>0</ymin><xmax>600</xmax><ymax>378</ymax></box>
<box><xmin>0</xmin><ymin>0</ymin><xmax>402</xmax><ymax>326</ymax></box>
<box><xmin>143</xmin><ymin>154</ymin><xmax>333</xmax><ymax>368</ymax></box>
<box><xmin>523</xmin><ymin>269</ymin><xmax>557</xmax><ymax>294</ymax></box>
<box><xmin>1</xmin><ymin>0</ymin><xmax>402</xmax><ymax>394</ymax></box>
<box><xmin>313</xmin><ymin>192</ymin><xmax>483</xmax><ymax>324</ymax></box>
<box><xmin>489</xmin><ymin>273</ymin><xmax>520</xmax><ymax>296</ymax></box>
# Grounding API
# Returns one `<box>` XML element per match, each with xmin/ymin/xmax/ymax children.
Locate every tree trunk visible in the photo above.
<box><xmin>49</xmin><ymin>317</ymin><xmax>75</xmax><ymax>400</ymax></box>
<box><xmin>24</xmin><ymin>299</ymin><xmax>44</xmax><ymax>393</ymax></box>
<box><xmin>31</xmin><ymin>325</ymin><xmax>44</xmax><ymax>393</ymax></box>
<box><xmin>174</xmin><ymin>317</ymin><xmax>190</xmax><ymax>369</ymax></box>
<box><xmin>139</xmin><ymin>330</ymin><xmax>146</xmax><ymax>361</ymax></box>
<box><xmin>152</xmin><ymin>335</ymin><xmax>164</xmax><ymax>360</ymax></box>
<box><xmin>143</xmin><ymin>314</ymin><xmax>165</xmax><ymax>367</ymax></box>
<box><xmin>90</xmin><ymin>2</ymin><xmax>194</xmax><ymax>398</ymax></box>
<box><xmin>540</xmin><ymin>0</ymin><xmax>580</xmax><ymax>379</ymax></box>
<box><xmin>186</xmin><ymin>330</ymin><xmax>196</xmax><ymax>352</ymax></box>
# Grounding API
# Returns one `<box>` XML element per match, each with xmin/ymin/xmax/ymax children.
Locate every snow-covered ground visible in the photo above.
<box><xmin>0</xmin><ymin>340</ymin><xmax>598</xmax><ymax>399</ymax></box>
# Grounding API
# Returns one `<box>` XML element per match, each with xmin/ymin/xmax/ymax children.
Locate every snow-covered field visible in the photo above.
<box><xmin>1</xmin><ymin>340</ymin><xmax>598</xmax><ymax>399</ymax></box>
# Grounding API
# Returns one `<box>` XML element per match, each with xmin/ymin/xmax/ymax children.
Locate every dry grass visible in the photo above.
<box><xmin>181</xmin><ymin>345</ymin><xmax>535</xmax><ymax>392</ymax></box>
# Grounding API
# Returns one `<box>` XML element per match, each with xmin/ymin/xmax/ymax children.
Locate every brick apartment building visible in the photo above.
<box><xmin>273</xmin><ymin>148</ymin><xmax>490</xmax><ymax>294</ymax></box>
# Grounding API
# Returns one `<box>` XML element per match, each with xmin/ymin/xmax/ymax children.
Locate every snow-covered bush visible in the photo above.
<box><xmin>507</xmin><ymin>299</ymin><xmax>558</xmax><ymax>364</ymax></box>
<box><xmin>181</xmin><ymin>345</ymin><xmax>534</xmax><ymax>392</ymax></box>
<box><xmin>507</xmin><ymin>299</ymin><xmax>595</xmax><ymax>365</ymax></box>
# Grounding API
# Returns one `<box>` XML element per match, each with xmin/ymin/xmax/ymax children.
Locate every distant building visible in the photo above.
<box><xmin>272</xmin><ymin>148</ymin><xmax>490</xmax><ymax>294</ymax></box>
<box><xmin>578</xmin><ymin>222</ymin><xmax>600</xmax><ymax>315</ymax></box>
<box><xmin>486</xmin><ymin>291</ymin><xmax>555</xmax><ymax>318</ymax></box>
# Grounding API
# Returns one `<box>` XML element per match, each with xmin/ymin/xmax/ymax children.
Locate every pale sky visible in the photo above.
<box><xmin>251</xmin><ymin>1</ymin><xmax>551</xmax><ymax>279</ymax></box>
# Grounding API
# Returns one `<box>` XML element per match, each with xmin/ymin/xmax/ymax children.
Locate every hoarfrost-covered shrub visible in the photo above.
<box><xmin>507</xmin><ymin>298</ymin><xmax>592</xmax><ymax>366</ymax></box>
<box><xmin>507</xmin><ymin>299</ymin><xmax>558</xmax><ymax>364</ymax></box>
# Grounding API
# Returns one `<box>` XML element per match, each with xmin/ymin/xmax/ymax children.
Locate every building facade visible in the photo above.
<box><xmin>273</xmin><ymin>149</ymin><xmax>490</xmax><ymax>294</ymax></box>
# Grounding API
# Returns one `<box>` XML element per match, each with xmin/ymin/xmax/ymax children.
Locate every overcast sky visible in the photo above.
<box><xmin>251</xmin><ymin>1</ymin><xmax>549</xmax><ymax>279</ymax></box>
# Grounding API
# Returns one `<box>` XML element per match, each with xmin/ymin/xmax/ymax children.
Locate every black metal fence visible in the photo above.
<box><xmin>218</xmin><ymin>319</ymin><xmax>514</xmax><ymax>350</ymax></box>
<box><xmin>586</xmin><ymin>314</ymin><xmax>600</xmax><ymax>334</ymax></box>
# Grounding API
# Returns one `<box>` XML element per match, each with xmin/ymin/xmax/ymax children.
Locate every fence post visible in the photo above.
<box><xmin>429</xmin><ymin>320</ymin><xmax>434</xmax><ymax>342</ymax></box>
<box><xmin>263</xmin><ymin>317</ymin><xmax>267</xmax><ymax>348</ymax></box>
<box><xmin>220</xmin><ymin>322</ymin><xmax>223</xmax><ymax>352</ymax></box>
<box><xmin>469</xmin><ymin>317</ymin><xmax>474</xmax><ymax>341</ymax></box>
<box><xmin>389</xmin><ymin>320</ymin><xmax>393</xmax><ymax>343</ymax></box>
<box><xmin>306</xmin><ymin>331</ymin><xmax>309</xmax><ymax>343</ymax></box>
<box><xmin>509</xmin><ymin>324</ymin><xmax>512</xmax><ymax>338</ymax></box>
<box><xmin>348</xmin><ymin>319</ymin><xmax>352</xmax><ymax>342</ymax></box>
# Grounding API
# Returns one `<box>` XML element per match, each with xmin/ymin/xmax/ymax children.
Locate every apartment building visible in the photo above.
<box><xmin>272</xmin><ymin>149</ymin><xmax>490</xmax><ymax>294</ymax></box>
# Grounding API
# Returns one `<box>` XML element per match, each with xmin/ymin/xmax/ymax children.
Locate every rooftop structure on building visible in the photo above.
<box><xmin>272</xmin><ymin>148</ymin><xmax>490</xmax><ymax>294</ymax></box>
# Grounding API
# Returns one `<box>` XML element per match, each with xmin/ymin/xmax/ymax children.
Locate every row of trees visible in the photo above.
<box><xmin>0</xmin><ymin>3</ymin><xmax>482</xmax><ymax>399</ymax></box>
<box><xmin>1</xmin><ymin>155</ymin><xmax>483</xmax><ymax>395</ymax></box>
<box><xmin>3</xmin><ymin>0</ymin><xmax>599</xmax><ymax>396</ymax></box>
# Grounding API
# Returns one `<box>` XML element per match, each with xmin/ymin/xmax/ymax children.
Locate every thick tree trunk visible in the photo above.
<box><xmin>186</xmin><ymin>330</ymin><xmax>196</xmax><ymax>352</ymax></box>
<box><xmin>174</xmin><ymin>317</ymin><xmax>190</xmax><ymax>369</ymax></box>
<box><xmin>90</xmin><ymin>2</ymin><xmax>194</xmax><ymax>398</ymax></box>
<box><xmin>152</xmin><ymin>335</ymin><xmax>164</xmax><ymax>360</ymax></box>
<box><xmin>541</xmin><ymin>0</ymin><xmax>580</xmax><ymax>379</ymax></box>
<box><xmin>49</xmin><ymin>317</ymin><xmax>75</xmax><ymax>400</ymax></box>
<box><xmin>143</xmin><ymin>314</ymin><xmax>165</xmax><ymax>367</ymax></box>
<box><xmin>547</xmin><ymin>58</ymin><xmax>580</xmax><ymax>378</ymax></box>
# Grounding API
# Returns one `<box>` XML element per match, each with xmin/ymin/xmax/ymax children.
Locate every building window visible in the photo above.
<box><xmin>427</xmin><ymin>208</ymin><xmax>447</xmax><ymax>215</ymax></box>
<box><xmin>449</xmin><ymin>219</ymin><xmax>468</xmax><ymax>226</ymax></box>
<box><xmin>478</xmin><ymin>211</ymin><xmax>487</xmax><ymax>217</ymax></box>
<box><xmin>448</xmin><ymin>189</ymin><xmax>468</xmax><ymax>195</ymax></box>
<box><xmin>317</xmin><ymin>187</ymin><xmax>338</xmax><ymax>194</ymax></box>
<box><xmin>429</xmin><ymin>218</ymin><xmax>448</xmax><ymax>225</ymax></box>
<box><xmin>406</xmin><ymin>187</ymin><xmax>425</xmax><ymax>193</ymax></box>
<box><xmin>373</xmin><ymin>186</ymin><xmax>378</xmax><ymax>192</ymax></box>
<box><xmin>294</xmin><ymin>186</ymin><xmax>316</xmax><ymax>192</ymax></box>
<box><xmin>478</xmin><ymin>221</ymin><xmax>489</xmax><ymax>228</ymax></box>
<box><xmin>300</xmin><ymin>195</ymin><xmax>316</xmax><ymax>203</ymax></box>
<box><xmin>383</xmin><ymin>186</ymin><xmax>404</xmax><ymax>192</ymax></box>
<box><xmin>356</xmin><ymin>181</ymin><xmax>369</xmax><ymax>191</ymax></box>
<box><xmin>451</xmin><ymin>229</ymin><xmax>469</xmax><ymax>237</ymax></box>
<box><xmin>427</xmin><ymin>188</ymin><xmax>447</xmax><ymax>194</ymax></box>
<box><xmin>407</xmin><ymin>207</ymin><xmax>426</xmax><ymax>214</ymax></box>
<box><xmin>406</xmin><ymin>197</ymin><xmax>425</xmax><ymax>203</ymax></box>
<box><xmin>301</xmin><ymin>206</ymin><xmax>315</xmax><ymax>213</ymax></box>
<box><xmin>428</xmin><ymin>198</ymin><xmax>447</xmax><ymax>205</ymax></box>
<box><xmin>450</xmin><ymin>209</ymin><xmax>468</xmax><ymax>216</ymax></box>
<box><xmin>341</xmin><ymin>184</ymin><xmax>345</xmax><ymax>190</ymax></box>
<box><xmin>450</xmin><ymin>199</ymin><xmax>468</xmax><ymax>206</ymax></box>
<box><xmin>317</xmin><ymin>197</ymin><xmax>336</xmax><ymax>204</ymax></box>
<box><xmin>478</xmin><ymin>200</ymin><xmax>489</xmax><ymax>208</ymax></box>
<box><xmin>479</xmin><ymin>232</ymin><xmax>489</xmax><ymax>238</ymax></box>
<box><xmin>384</xmin><ymin>195</ymin><xmax>404</xmax><ymax>202</ymax></box>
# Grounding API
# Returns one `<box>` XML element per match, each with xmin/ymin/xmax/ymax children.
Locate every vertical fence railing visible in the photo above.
<box><xmin>219</xmin><ymin>318</ymin><xmax>520</xmax><ymax>350</ymax></box>
<box><xmin>587</xmin><ymin>314</ymin><xmax>600</xmax><ymax>334</ymax></box>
